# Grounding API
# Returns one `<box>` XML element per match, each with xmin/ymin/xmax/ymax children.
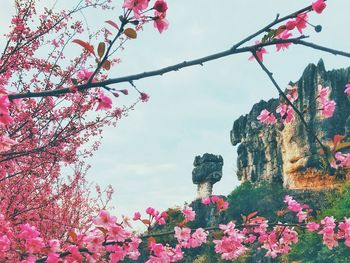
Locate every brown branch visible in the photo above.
<box><xmin>7</xmin><ymin>37</ymin><xmax>349</xmax><ymax>101</ymax></box>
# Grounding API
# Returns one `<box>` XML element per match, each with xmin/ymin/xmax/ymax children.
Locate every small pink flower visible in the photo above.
<box><xmin>0</xmin><ymin>136</ymin><xmax>16</xmax><ymax>152</ymax></box>
<box><xmin>96</xmin><ymin>92</ymin><xmax>112</xmax><ymax>111</ymax></box>
<box><xmin>120</xmin><ymin>89</ymin><xmax>128</xmax><ymax>95</ymax></box>
<box><xmin>146</xmin><ymin>207</ymin><xmax>155</xmax><ymax>216</ymax></box>
<box><xmin>211</xmin><ymin>195</ymin><xmax>219</xmax><ymax>203</ymax></box>
<box><xmin>276</xmin><ymin>30</ymin><xmax>292</xmax><ymax>52</ymax></box>
<box><xmin>153</xmin><ymin>12</ymin><xmax>169</xmax><ymax>33</ymax></box>
<box><xmin>295</xmin><ymin>13</ymin><xmax>308</xmax><ymax>34</ymax></box>
<box><xmin>320</xmin><ymin>100</ymin><xmax>336</xmax><ymax>118</ymax></box>
<box><xmin>77</xmin><ymin>68</ymin><xmax>94</xmax><ymax>81</ymax></box>
<box><xmin>257</xmin><ymin>109</ymin><xmax>277</xmax><ymax>125</ymax></box>
<box><xmin>318</xmin><ymin>85</ymin><xmax>330</xmax><ymax>101</ymax></box>
<box><xmin>182</xmin><ymin>207</ymin><xmax>196</xmax><ymax>222</ymax></box>
<box><xmin>285</xmin><ymin>20</ymin><xmax>296</xmax><ymax>31</ymax></box>
<box><xmin>201</xmin><ymin>197</ymin><xmax>211</xmax><ymax>205</ymax></box>
<box><xmin>153</xmin><ymin>0</ymin><xmax>168</xmax><ymax>13</ymax></box>
<box><xmin>132</xmin><ymin>212</ymin><xmax>141</xmax><ymax>221</ymax></box>
<box><xmin>306</xmin><ymin>222</ymin><xmax>320</xmax><ymax>232</ymax></box>
<box><xmin>140</xmin><ymin>92</ymin><xmax>150</xmax><ymax>102</ymax></box>
<box><xmin>345</xmin><ymin>84</ymin><xmax>350</xmax><ymax>94</ymax></box>
<box><xmin>93</xmin><ymin>210</ymin><xmax>117</xmax><ymax>227</ymax></box>
<box><xmin>249</xmin><ymin>41</ymin><xmax>267</xmax><ymax>62</ymax></box>
<box><xmin>312</xmin><ymin>0</ymin><xmax>326</xmax><ymax>14</ymax></box>
<box><xmin>123</xmin><ymin>0</ymin><xmax>149</xmax><ymax>18</ymax></box>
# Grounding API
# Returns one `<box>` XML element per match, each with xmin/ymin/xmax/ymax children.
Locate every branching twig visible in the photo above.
<box><xmin>8</xmin><ymin>38</ymin><xmax>350</xmax><ymax>100</ymax></box>
<box><xmin>252</xmin><ymin>52</ymin><xmax>332</xmax><ymax>170</ymax></box>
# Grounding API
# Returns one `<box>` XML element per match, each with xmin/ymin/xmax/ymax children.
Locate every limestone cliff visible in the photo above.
<box><xmin>231</xmin><ymin>60</ymin><xmax>350</xmax><ymax>189</ymax></box>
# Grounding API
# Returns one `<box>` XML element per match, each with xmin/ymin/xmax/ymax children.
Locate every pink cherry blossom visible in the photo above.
<box><xmin>190</xmin><ymin>228</ymin><xmax>208</xmax><ymax>247</ymax></box>
<box><xmin>146</xmin><ymin>207</ymin><xmax>155</xmax><ymax>216</ymax></box>
<box><xmin>140</xmin><ymin>92</ymin><xmax>150</xmax><ymax>102</ymax></box>
<box><xmin>316</xmin><ymin>85</ymin><xmax>336</xmax><ymax>118</ymax></box>
<box><xmin>211</xmin><ymin>195</ymin><xmax>219</xmax><ymax>203</ymax></box>
<box><xmin>297</xmin><ymin>210</ymin><xmax>308</xmax><ymax>222</ymax></box>
<box><xmin>312</xmin><ymin>0</ymin><xmax>327</xmax><ymax>14</ymax></box>
<box><xmin>93</xmin><ymin>210</ymin><xmax>117</xmax><ymax>227</ymax></box>
<box><xmin>276</xmin><ymin>30</ymin><xmax>292</xmax><ymax>52</ymax></box>
<box><xmin>201</xmin><ymin>197</ymin><xmax>211</xmax><ymax>205</ymax></box>
<box><xmin>285</xmin><ymin>20</ymin><xmax>296</xmax><ymax>31</ymax></box>
<box><xmin>320</xmin><ymin>99</ymin><xmax>336</xmax><ymax>118</ymax></box>
<box><xmin>249</xmin><ymin>41</ymin><xmax>267</xmax><ymax>62</ymax></box>
<box><xmin>153</xmin><ymin>11</ymin><xmax>169</xmax><ymax>33</ymax></box>
<box><xmin>276</xmin><ymin>104</ymin><xmax>295</xmax><ymax>123</ymax></box>
<box><xmin>338</xmin><ymin>218</ymin><xmax>350</xmax><ymax>247</ymax></box>
<box><xmin>96</xmin><ymin>92</ymin><xmax>113</xmax><ymax>111</ymax></box>
<box><xmin>0</xmin><ymin>136</ymin><xmax>16</xmax><ymax>152</ymax></box>
<box><xmin>287</xmin><ymin>85</ymin><xmax>299</xmax><ymax>102</ymax></box>
<box><xmin>123</xmin><ymin>0</ymin><xmax>149</xmax><ymax>18</ymax></box>
<box><xmin>213</xmin><ymin>222</ymin><xmax>248</xmax><ymax>260</ymax></box>
<box><xmin>295</xmin><ymin>13</ymin><xmax>308</xmax><ymax>34</ymax></box>
<box><xmin>318</xmin><ymin>85</ymin><xmax>330</xmax><ymax>101</ymax></box>
<box><xmin>153</xmin><ymin>0</ymin><xmax>168</xmax><ymax>13</ymax></box>
<box><xmin>333</xmin><ymin>152</ymin><xmax>350</xmax><ymax>168</ymax></box>
<box><xmin>77</xmin><ymin>68</ymin><xmax>94</xmax><ymax>81</ymax></box>
<box><xmin>284</xmin><ymin>195</ymin><xmax>302</xmax><ymax>212</ymax></box>
<box><xmin>133</xmin><ymin>211</ymin><xmax>141</xmax><ymax>221</ymax></box>
<box><xmin>182</xmin><ymin>207</ymin><xmax>196</xmax><ymax>222</ymax></box>
<box><xmin>120</xmin><ymin>89</ymin><xmax>129</xmax><ymax>95</ymax></box>
<box><xmin>306</xmin><ymin>222</ymin><xmax>320</xmax><ymax>232</ymax></box>
<box><xmin>257</xmin><ymin>109</ymin><xmax>277</xmax><ymax>125</ymax></box>
<box><xmin>319</xmin><ymin>216</ymin><xmax>338</xmax><ymax>249</ymax></box>
<box><xmin>345</xmin><ymin>84</ymin><xmax>350</xmax><ymax>94</ymax></box>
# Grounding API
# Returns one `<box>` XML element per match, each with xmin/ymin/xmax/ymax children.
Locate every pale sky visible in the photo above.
<box><xmin>1</xmin><ymin>1</ymin><xmax>349</xmax><ymax>219</ymax></box>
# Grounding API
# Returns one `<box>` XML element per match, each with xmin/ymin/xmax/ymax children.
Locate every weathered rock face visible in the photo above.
<box><xmin>192</xmin><ymin>153</ymin><xmax>223</xmax><ymax>198</ymax></box>
<box><xmin>231</xmin><ymin>60</ymin><xmax>350</xmax><ymax>189</ymax></box>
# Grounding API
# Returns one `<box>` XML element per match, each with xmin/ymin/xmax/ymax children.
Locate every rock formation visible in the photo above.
<box><xmin>231</xmin><ymin>60</ymin><xmax>350</xmax><ymax>189</ymax></box>
<box><xmin>192</xmin><ymin>153</ymin><xmax>223</xmax><ymax>199</ymax></box>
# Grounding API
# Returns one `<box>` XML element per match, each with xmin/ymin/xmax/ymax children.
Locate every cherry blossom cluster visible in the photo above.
<box><xmin>250</xmin><ymin>0</ymin><xmax>326</xmax><ymax>62</ymax></box>
<box><xmin>1</xmin><ymin>196</ymin><xmax>350</xmax><ymax>261</ymax></box>
<box><xmin>284</xmin><ymin>196</ymin><xmax>350</xmax><ymax>250</ymax></box>
<box><xmin>316</xmin><ymin>84</ymin><xmax>336</xmax><ymax>118</ymax></box>
<box><xmin>257</xmin><ymin>85</ymin><xmax>298</xmax><ymax>125</ymax></box>
<box><xmin>133</xmin><ymin>207</ymin><xmax>168</xmax><ymax>227</ymax></box>
<box><xmin>201</xmin><ymin>195</ymin><xmax>229</xmax><ymax>212</ymax></box>
<box><xmin>174</xmin><ymin>227</ymin><xmax>208</xmax><ymax>249</ymax></box>
<box><xmin>284</xmin><ymin>195</ymin><xmax>310</xmax><ymax>223</ymax></box>
<box><xmin>123</xmin><ymin>0</ymin><xmax>169</xmax><ymax>33</ymax></box>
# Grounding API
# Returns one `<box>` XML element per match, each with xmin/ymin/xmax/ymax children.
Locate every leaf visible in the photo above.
<box><xmin>72</xmin><ymin>39</ymin><xmax>95</xmax><ymax>55</ymax></box>
<box><xmin>97</xmin><ymin>42</ymin><xmax>106</xmax><ymax>58</ymax></box>
<box><xmin>335</xmin><ymin>142</ymin><xmax>350</xmax><ymax>152</ymax></box>
<box><xmin>276</xmin><ymin>25</ymin><xmax>286</xmax><ymax>36</ymax></box>
<box><xmin>102</xmin><ymin>60</ymin><xmax>111</xmax><ymax>70</ymax></box>
<box><xmin>124</xmin><ymin>28</ymin><xmax>137</xmax><ymax>39</ymax></box>
<box><xmin>69</xmin><ymin>230</ymin><xmax>77</xmax><ymax>242</ymax></box>
<box><xmin>247</xmin><ymin>211</ymin><xmax>258</xmax><ymax>220</ymax></box>
<box><xmin>105</xmin><ymin>20</ymin><xmax>119</xmax><ymax>30</ymax></box>
<box><xmin>333</xmin><ymin>135</ymin><xmax>345</xmax><ymax>149</ymax></box>
<box><xmin>147</xmin><ymin>237</ymin><xmax>156</xmax><ymax>247</ymax></box>
<box><xmin>141</xmin><ymin>219</ymin><xmax>150</xmax><ymax>225</ymax></box>
<box><xmin>267</xmin><ymin>29</ymin><xmax>277</xmax><ymax>39</ymax></box>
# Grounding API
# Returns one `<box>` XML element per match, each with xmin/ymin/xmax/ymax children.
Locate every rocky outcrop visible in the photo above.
<box><xmin>192</xmin><ymin>153</ymin><xmax>223</xmax><ymax>199</ymax></box>
<box><xmin>231</xmin><ymin>60</ymin><xmax>350</xmax><ymax>189</ymax></box>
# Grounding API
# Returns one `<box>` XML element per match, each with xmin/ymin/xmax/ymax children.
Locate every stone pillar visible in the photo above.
<box><xmin>192</xmin><ymin>153</ymin><xmax>223</xmax><ymax>199</ymax></box>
